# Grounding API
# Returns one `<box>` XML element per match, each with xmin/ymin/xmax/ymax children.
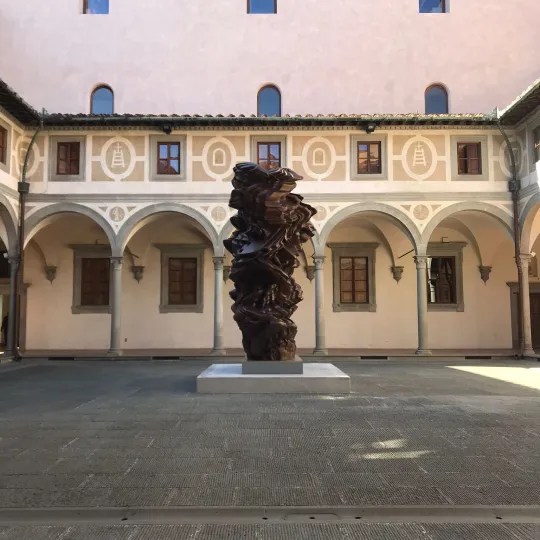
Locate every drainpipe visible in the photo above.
<box><xmin>10</xmin><ymin>119</ymin><xmax>42</xmax><ymax>361</ymax></box>
<box><xmin>497</xmin><ymin>118</ymin><xmax>524</xmax><ymax>358</ymax></box>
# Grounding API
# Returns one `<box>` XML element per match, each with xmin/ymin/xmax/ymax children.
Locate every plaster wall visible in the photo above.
<box><xmin>0</xmin><ymin>1</ymin><xmax>537</xmax><ymax>115</ymax></box>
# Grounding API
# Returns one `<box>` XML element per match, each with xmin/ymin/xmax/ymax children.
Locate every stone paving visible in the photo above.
<box><xmin>0</xmin><ymin>359</ymin><xmax>540</xmax><ymax>538</ymax></box>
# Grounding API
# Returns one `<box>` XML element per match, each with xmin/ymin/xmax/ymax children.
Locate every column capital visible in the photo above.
<box><xmin>110</xmin><ymin>256</ymin><xmax>124</xmax><ymax>270</ymax></box>
<box><xmin>414</xmin><ymin>255</ymin><xmax>429</xmax><ymax>268</ymax></box>
<box><xmin>313</xmin><ymin>256</ymin><xmax>326</xmax><ymax>269</ymax></box>
<box><xmin>213</xmin><ymin>257</ymin><xmax>225</xmax><ymax>269</ymax></box>
<box><xmin>519</xmin><ymin>253</ymin><xmax>533</xmax><ymax>265</ymax></box>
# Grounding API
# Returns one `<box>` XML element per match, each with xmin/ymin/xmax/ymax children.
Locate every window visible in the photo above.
<box><xmin>357</xmin><ymin>142</ymin><xmax>381</xmax><ymax>174</ymax></box>
<box><xmin>90</xmin><ymin>85</ymin><xmax>114</xmax><ymax>114</ymax></box>
<box><xmin>534</xmin><ymin>126</ymin><xmax>540</xmax><ymax>163</ymax></box>
<box><xmin>157</xmin><ymin>142</ymin><xmax>180</xmax><ymax>175</ymax></box>
<box><xmin>71</xmin><ymin>246</ymin><xmax>111</xmax><ymax>314</ymax></box>
<box><xmin>57</xmin><ymin>142</ymin><xmax>81</xmax><ymax>175</ymax></box>
<box><xmin>257</xmin><ymin>142</ymin><xmax>281</xmax><ymax>170</ymax></box>
<box><xmin>84</xmin><ymin>0</ymin><xmax>109</xmax><ymax>14</ymax></box>
<box><xmin>420</xmin><ymin>0</ymin><xmax>446</xmax><ymax>13</ymax></box>
<box><xmin>426</xmin><ymin>243</ymin><xmax>465</xmax><ymax>312</ymax></box>
<box><xmin>257</xmin><ymin>85</ymin><xmax>281</xmax><ymax>117</ymax></box>
<box><xmin>248</xmin><ymin>0</ymin><xmax>277</xmax><ymax>14</ymax></box>
<box><xmin>81</xmin><ymin>258</ymin><xmax>110</xmax><ymax>307</ymax></box>
<box><xmin>425</xmin><ymin>85</ymin><xmax>449</xmax><ymax>114</ymax></box>
<box><xmin>457</xmin><ymin>142</ymin><xmax>482</xmax><ymax>175</ymax></box>
<box><xmin>157</xmin><ymin>245</ymin><xmax>205</xmax><ymax>313</ymax></box>
<box><xmin>0</xmin><ymin>126</ymin><xmax>6</xmax><ymax>165</ymax></box>
<box><xmin>330</xmin><ymin>243</ymin><xmax>378</xmax><ymax>312</ymax></box>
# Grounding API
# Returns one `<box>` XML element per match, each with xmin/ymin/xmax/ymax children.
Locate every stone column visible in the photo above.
<box><xmin>414</xmin><ymin>255</ymin><xmax>432</xmax><ymax>356</ymax></box>
<box><xmin>519</xmin><ymin>254</ymin><xmax>535</xmax><ymax>356</ymax></box>
<box><xmin>5</xmin><ymin>256</ymin><xmax>19</xmax><ymax>357</ymax></box>
<box><xmin>211</xmin><ymin>257</ymin><xmax>226</xmax><ymax>356</ymax></box>
<box><xmin>108</xmin><ymin>257</ymin><xmax>123</xmax><ymax>357</ymax></box>
<box><xmin>313</xmin><ymin>255</ymin><xmax>328</xmax><ymax>355</ymax></box>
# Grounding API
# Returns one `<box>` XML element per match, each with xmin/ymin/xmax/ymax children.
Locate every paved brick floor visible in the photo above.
<box><xmin>1</xmin><ymin>359</ymin><xmax>540</xmax><ymax>538</ymax></box>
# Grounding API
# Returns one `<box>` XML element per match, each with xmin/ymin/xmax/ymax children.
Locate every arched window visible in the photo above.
<box><xmin>257</xmin><ymin>85</ymin><xmax>281</xmax><ymax>117</ymax></box>
<box><xmin>90</xmin><ymin>85</ymin><xmax>114</xmax><ymax>114</ymax></box>
<box><xmin>425</xmin><ymin>85</ymin><xmax>448</xmax><ymax>114</ymax></box>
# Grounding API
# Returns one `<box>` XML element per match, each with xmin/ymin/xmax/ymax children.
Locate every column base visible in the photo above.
<box><xmin>312</xmin><ymin>348</ymin><xmax>329</xmax><ymax>356</ymax></box>
<box><xmin>210</xmin><ymin>348</ymin><xmax>227</xmax><ymax>356</ymax></box>
<box><xmin>522</xmin><ymin>348</ymin><xmax>536</xmax><ymax>358</ymax></box>
<box><xmin>415</xmin><ymin>348</ymin><xmax>433</xmax><ymax>356</ymax></box>
<box><xmin>106</xmin><ymin>349</ymin><xmax>124</xmax><ymax>358</ymax></box>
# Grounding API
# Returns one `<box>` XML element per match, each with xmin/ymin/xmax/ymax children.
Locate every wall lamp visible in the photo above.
<box><xmin>365</xmin><ymin>123</ymin><xmax>377</xmax><ymax>135</ymax></box>
<box><xmin>162</xmin><ymin>124</ymin><xmax>172</xmax><ymax>135</ymax></box>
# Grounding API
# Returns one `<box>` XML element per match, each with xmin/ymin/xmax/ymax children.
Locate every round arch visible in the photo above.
<box><xmin>421</xmin><ymin>202</ymin><xmax>513</xmax><ymax>245</ymax></box>
<box><xmin>319</xmin><ymin>202</ymin><xmax>422</xmax><ymax>256</ymax></box>
<box><xmin>520</xmin><ymin>193</ymin><xmax>540</xmax><ymax>252</ymax></box>
<box><xmin>90</xmin><ymin>84</ymin><xmax>114</xmax><ymax>115</ymax></box>
<box><xmin>24</xmin><ymin>203</ymin><xmax>118</xmax><ymax>252</ymax></box>
<box><xmin>116</xmin><ymin>203</ymin><xmax>220</xmax><ymax>256</ymax></box>
<box><xmin>0</xmin><ymin>194</ymin><xmax>18</xmax><ymax>256</ymax></box>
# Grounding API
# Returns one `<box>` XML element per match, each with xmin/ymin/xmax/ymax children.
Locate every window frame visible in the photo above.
<box><xmin>419</xmin><ymin>0</ymin><xmax>447</xmax><ymax>13</ymax></box>
<box><xmin>257</xmin><ymin>85</ymin><xmax>282</xmax><ymax>117</ymax></box>
<box><xmin>351</xmin><ymin>134</ymin><xmax>388</xmax><ymax>180</ymax></box>
<box><xmin>56</xmin><ymin>141</ymin><xmax>81</xmax><ymax>176</ymax></box>
<box><xmin>157</xmin><ymin>142</ymin><xmax>182</xmax><ymax>176</ymax></box>
<box><xmin>251</xmin><ymin>135</ymin><xmax>286</xmax><ymax>170</ymax></box>
<box><xmin>457</xmin><ymin>142</ymin><xmax>482</xmax><ymax>175</ymax></box>
<box><xmin>90</xmin><ymin>85</ymin><xmax>114</xmax><ymax>114</ymax></box>
<box><xmin>71</xmin><ymin>245</ymin><xmax>112</xmax><ymax>314</ymax></box>
<box><xmin>427</xmin><ymin>242</ymin><xmax>466</xmax><ymax>312</ymax></box>
<box><xmin>425</xmin><ymin>85</ymin><xmax>449</xmax><ymax>114</ymax></box>
<box><xmin>50</xmin><ymin>136</ymin><xmax>86</xmax><ymax>182</ymax></box>
<box><xmin>450</xmin><ymin>136</ymin><xmax>488</xmax><ymax>181</ymax></box>
<box><xmin>156</xmin><ymin>244</ymin><xmax>206</xmax><ymax>313</ymax></box>
<box><xmin>149</xmin><ymin>135</ymin><xmax>187</xmax><ymax>181</ymax></box>
<box><xmin>83</xmin><ymin>0</ymin><xmax>109</xmax><ymax>15</ymax></box>
<box><xmin>247</xmin><ymin>0</ymin><xmax>277</xmax><ymax>14</ymax></box>
<box><xmin>0</xmin><ymin>121</ymin><xmax>10</xmax><ymax>173</ymax></box>
<box><xmin>329</xmin><ymin>243</ymin><xmax>378</xmax><ymax>312</ymax></box>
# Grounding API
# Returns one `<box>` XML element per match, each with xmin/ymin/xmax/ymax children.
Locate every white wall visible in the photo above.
<box><xmin>0</xmin><ymin>0</ymin><xmax>538</xmax><ymax>115</ymax></box>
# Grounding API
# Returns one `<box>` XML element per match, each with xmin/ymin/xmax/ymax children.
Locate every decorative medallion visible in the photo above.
<box><xmin>312</xmin><ymin>206</ymin><xmax>328</xmax><ymax>222</ymax></box>
<box><xmin>100</xmin><ymin>137</ymin><xmax>137</xmax><ymax>181</ymax></box>
<box><xmin>401</xmin><ymin>136</ymin><xmax>438</xmax><ymax>181</ymax></box>
<box><xmin>211</xmin><ymin>206</ymin><xmax>228</xmax><ymax>222</ymax></box>
<box><xmin>109</xmin><ymin>206</ymin><xmax>126</xmax><ymax>222</ymax></box>
<box><xmin>413</xmin><ymin>205</ymin><xmax>430</xmax><ymax>221</ymax></box>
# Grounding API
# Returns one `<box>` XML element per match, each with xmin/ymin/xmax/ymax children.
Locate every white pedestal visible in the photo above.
<box><xmin>196</xmin><ymin>363</ymin><xmax>351</xmax><ymax>394</ymax></box>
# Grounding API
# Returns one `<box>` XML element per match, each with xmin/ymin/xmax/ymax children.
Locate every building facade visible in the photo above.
<box><xmin>0</xmin><ymin>0</ymin><xmax>539</xmax><ymax>357</ymax></box>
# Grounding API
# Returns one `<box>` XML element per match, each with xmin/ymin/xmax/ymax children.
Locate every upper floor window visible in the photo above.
<box><xmin>425</xmin><ymin>85</ymin><xmax>448</xmax><ymax>114</ymax></box>
<box><xmin>257</xmin><ymin>85</ymin><xmax>281</xmax><ymax>117</ymax></box>
<box><xmin>157</xmin><ymin>142</ymin><xmax>181</xmax><ymax>175</ymax></box>
<box><xmin>420</xmin><ymin>0</ymin><xmax>447</xmax><ymax>13</ymax></box>
<box><xmin>457</xmin><ymin>142</ymin><xmax>482</xmax><ymax>175</ymax></box>
<box><xmin>57</xmin><ymin>142</ymin><xmax>81</xmax><ymax>175</ymax></box>
<box><xmin>0</xmin><ymin>126</ymin><xmax>7</xmax><ymax>165</ymax></box>
<box><xmin>248</xmin><ymin>0</ymin><xmax>277</xmax><ymax>14</ymax></box>
<box><xmin>534</xmin><ymin>126</ymin><xmax>540</xmax><ymax>163</ymax></box>
<box><xmin>257</xmin><ymin>142</ymin><xmax>281</xmax><ymax>170</ymax></box>
<box><xmin>91</xmin><ymin>86</ymin><xmax>114</xmax><ymax>114</ymax></box>
<box><xmin>84</xmin><ymin>0</ymin><xmax>109</xmax><ymax>14</ymax></box>
<box><xmin>357</xmin><ymin>142</ymin><xmax>381</xmax><ymax>175</ymax></box>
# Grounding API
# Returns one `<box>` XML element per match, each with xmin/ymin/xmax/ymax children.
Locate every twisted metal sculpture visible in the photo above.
<box><xmin>224</xmin><ymin>163</ymin><xmax>316</xmax><ymax>362</ymax></box>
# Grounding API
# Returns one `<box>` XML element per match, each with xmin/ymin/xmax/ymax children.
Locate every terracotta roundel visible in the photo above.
<box><xmin>109</xmin><ymin>206</ymin><xmax>126</xmax><ymax>222</ymax></box>
<box><xmin>211</xmin><ymin>206</ymin><xmax>228</xmax><ymax>222</ymax></box>
<box><xmin>312</xmin><ymin>206</ymin><xmax>328</xmax><ymax>222</ymax></box>
<box><xmin>413</xmin><ymin>205</ymin><xmax>430</xmax><ymax>221</ymax></box>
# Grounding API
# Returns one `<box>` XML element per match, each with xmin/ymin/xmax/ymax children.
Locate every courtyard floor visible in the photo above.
<box><xmin>0</xmin><ymin>358</ymin><xmax>540</xmax><ymax>539</ymax></box>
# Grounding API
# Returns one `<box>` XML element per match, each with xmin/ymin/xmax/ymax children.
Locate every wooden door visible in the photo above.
<box><xmin>530</xmin><ymin>294</ymin><xmax>540</xmax><ymax>349</ymax></box>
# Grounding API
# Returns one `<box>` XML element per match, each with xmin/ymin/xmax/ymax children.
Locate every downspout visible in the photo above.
<box><xmin>496</xmin><ymin>117</ymin><xmax>524</xmax><ymax>357</ymax></box>
<box><xmin>10</xmin><ymin>116</ymin><xmax>42</xmax><ymax>361</ymax></box>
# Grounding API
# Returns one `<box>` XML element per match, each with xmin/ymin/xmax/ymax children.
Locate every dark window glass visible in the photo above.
<box><xmin>534</xmin><ymin>127</ymin><xmax>540</xmax><ymax>163</ymax></box>
<box><xmin>420</xmin><ymin>0</ymin><xmax>446</xmax><ymax>13</ymax></box>
<box><xmin>168</xmin><ymin>258</ymin><xmax>197</xmax><ymax>306</ymax></box>
<box><xmin>91</xmin><ymin>86</ymin><xmax>114</xmax><ymax>114</ymax></box>
<box><xmin>157</xmin><ymin>142</ymin><xmax>181</xmax><ymax>175</ymax></box>
<box><xmin>84</xmin><ymin>0</ymin><xmax>109</xmax><ymax>14</ymax></box>
<box><xmin>357</xmin><ymin>142</ymin><xmax>381</xmax><ymax>174</ymax></box>
<box><xmin>257</xmin><ymin>86</ymin><xmax>281</xmax><ymax>116</ymax></box>
<box><xmin>57</xmin><ymin>142</ymin><xmax>80</xmax><ymax>175</ymax></box>
<box><xmin>248</xmin><ymin>0</ymin><xmax>277</xmax><ymax>14</ymax></box>
<box><xmin>425</xmin><ymin>85</ymin><xmax>448</xmax><ymax>114</ymax></box>
<box><xmin>457</xmin><ymin>142</ymin><xmax>482</xmax><ymax>175</ymax></box>
<box><xmin>257</xmin><ymin>142</ymin><xmax>281</xmax><ymax>170</ymax></box>
<box><xmin>0</xmin><ymin>252</ymin><xmax>9</xmax><ymax>279</ymax></box>
<box><xmin>0</xmin><ymin>126</ymin><xmax>6</xmax><ymax>164</ymax></box>
<box><xmin>427</xmin><ymin>256</ymin><xmax>456</xmax><ymax>304</ymax></box>
<box><xmin>340</xmin><ymin>257</ymin><xmax>368</xmax><ymax>304</ymax></box>
<box><xmin>81</xmin><ymin>258</ymin><xmax>110</xmax><ymax>306</ymax></box>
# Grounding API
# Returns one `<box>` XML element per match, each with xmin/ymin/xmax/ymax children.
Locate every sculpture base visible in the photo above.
<box><xmin>242</xmin><ymin>357</ymin><xmax>303</xmax><ymax>375</ymax></box>
<box><xmin>197</xmin><ymin>363</ymin><xmax>350</xmax><ymax>394</ymax></box>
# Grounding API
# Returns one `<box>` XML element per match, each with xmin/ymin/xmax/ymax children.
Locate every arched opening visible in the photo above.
<box><xmin>257</xmin><ymin>85</ymin><xmax>281</xmax><ymax>117</ymax></box>
<box><xmin>425</xmin><ymin>84</ymin><xmax>449</xmax><ymax>114</ymax></box>
<box><xmin>90</xmin><ymin>85</ymin><xmax>114</xmax><ymax>114</ymax></box>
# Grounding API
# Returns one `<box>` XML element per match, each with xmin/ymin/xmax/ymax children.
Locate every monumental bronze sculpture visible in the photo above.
<box><xmin>224</xmin><ymin>163</ymin><xmax>317</xmax><ymax>362</ymax></box>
